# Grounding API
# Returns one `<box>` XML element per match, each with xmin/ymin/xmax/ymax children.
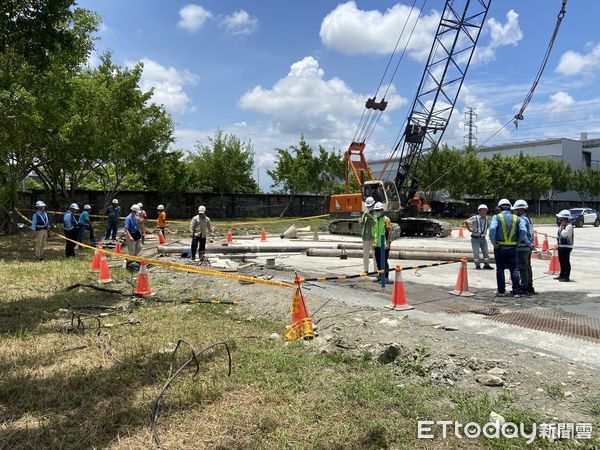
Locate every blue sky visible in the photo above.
<box><xmin>80</xmin><ymin>0</ymin><xmax>600</xmax><ymax>190</ymax></box>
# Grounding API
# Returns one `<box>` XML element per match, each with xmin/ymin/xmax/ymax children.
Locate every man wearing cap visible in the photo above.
<box><xmin>63</xmin><ymin>203</ymin><xmax>80</xmax><ymax>258</ymax></box>
<box><xmin>360</xmin><ymin>196</ymin><xmax>377</xmax><ymax>273</ymax></box>
<box><xmin>190</xmin><ymin>206</ymin><xmax>214</xmax><ymax>261</ymax></box>
<box><xmin>105</xmin><ymin>199</ymin><xmax>120</xmax><ymax>241</ymax></box>
<box><xmin>31</xmin><ymin>201</ymin><xmax>51</xmax><ymax>260</ymax></box>
<box><xmin>513</xmin><ymin>200</ymin><xmax>535</xmax><ymax>294</ymax></box>
<box><xmin>137</xmin><ymin>202</ymin><xmax>147</xmax><ymax>244</ymax></box>
<box><xmin>77</xmin><ymin>204</ymin><xmax>95</xmax><ymax>246</ymax></box>
<box><xmin>489</xmin><ymin>199</ymin><xmax>528</xmax><ymax>297</ymax></box>
<box><xmin>124</xmin><ymin>204</ymin><xmax>143</xmax><ymax>268</ymax></box>
<box><xmin>157</xmin><ymin>205</ymin><xmax>167</xmax><ymax>235</ymax></box>
<box><xmin>464</xmin><ymin>204</ymin><xmax>493</xmax><ymax>270</ymax></box>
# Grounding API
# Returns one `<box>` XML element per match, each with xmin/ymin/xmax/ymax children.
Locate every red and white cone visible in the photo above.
<box><xmin>390</xmin><ymin>266</ymin><xmax>414</xmax><ymax>310</ymax></box>
<box><xmin>449</xmin><ymin>259</ymin><xmax>475</xmax><ymax>296</ymax></box>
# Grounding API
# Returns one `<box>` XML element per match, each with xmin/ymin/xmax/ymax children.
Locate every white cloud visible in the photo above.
<box><xmin>133</xmin><ymin>58</ymin><xmax>199</xmax><ymax>114</ymax></box>
<box><xmin>239</xmin><ymin>56</ymin><xmax>406</xmax><ymax>140</ymax></box>
<box><xmin>473</xmin><ymin>10</ymin><xmax>523</xmax><ymax>64</ymax></box>
<box><xmin>319</xmin><ymin>1</ymin><xmax>440</xmax><ymax>61</ymax></box>
<box><xmin>548</xmin><ymin>91</ymin><xmax>575</xmax><ymax>112</ymax></box>
<box><xmin>221</xmin><ymin>10</ymin><xmax>258</xmax><ymax>36</ymax></box>
<box><xmin>178</xmin><ymin>4</ymin><xmax>213</xmax><ymax>32</ymax></box>
<box><xmin>556</xmin><ymin>43</ymin><xmax>600</xmax><ymax>76</ymax></box>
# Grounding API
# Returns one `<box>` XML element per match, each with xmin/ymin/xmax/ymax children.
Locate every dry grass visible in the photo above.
<box><xmin>0</xmin><ymin>233</ymin><xmax>573</xmax><ymax>449</ymax></box>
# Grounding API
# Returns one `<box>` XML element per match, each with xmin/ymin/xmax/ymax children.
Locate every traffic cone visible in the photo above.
<box><xmin>115</xmin><ymin>241</ymin><xmax>122</xmax><ymax>254</ymax></box>
<box><xmin>158</xmin><ymin>230</ymin><xmax>167</xmax><ymax>245</ymax></box>
<box><xmin>533</xmin><ymin>231</ymin><xmax>539</xmax><ymax>250</ymax></box>
<box><xmin>97</xmin><ymin>254</ymin><xmax>112</xmax><ymax>283</ymax></box>
<box><xmin>541</xmin><ymin>234</ymin><xmax>549</xmax><ymax>252</ymax></box>
<box><xmin>458</xmin><ymin>225</ymin><xmax>464</xmax><ymax>238</ymax></box>
<box><xmin>261</xmin><ymin>228</ymin><xmax>267</xmax><ymax>242</ymax></box>
<box><xmin>89</xmin><ymin>245</ymin><xmax>102</xmax><ymax>272</ymax></box>
<box><xmin>284</xmin><ymin>275</ymin><xmax>313</xmax><ymax>341</ymax></box>
<box><xmin>545</xmin><ymin>246</ymin><xmax>561</xmax><ymax>275</ymax></box>
<box><xmin>134</xmin><ymin>261</ymin><xmax>152</xmax><ymax>297</ymax></box>
<box><xmin>390</xmin><ymin>266</ymin><xmax>414</xmax><ymax>310</ymax></box>
<box><xmin>227</xmin><ymin>229</ymin><xmax>233</xmax><ymax>244</ymax></box>
<box><xmin>449</xmin><ymin>258</ymin><xmax>475</xmax><ymax>296</ymax></box>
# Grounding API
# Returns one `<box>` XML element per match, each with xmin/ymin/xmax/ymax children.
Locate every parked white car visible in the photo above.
<box><xmin>569</xmin><ymin>208</ymin><xmax>599</xmax><ymax>227</ymax></box>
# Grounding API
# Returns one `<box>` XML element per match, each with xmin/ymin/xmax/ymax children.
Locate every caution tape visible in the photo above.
<box><xmin>15</xmin><ymin>209</ymin><xmax>295</xmax><ymax>290</ymax></box>
<box><xmin>17</xmin><ymin>208</ymin><xmax>329</xmax><ymax>228</ymax></box>
<box><xmin>299</xmin><ymin>260</ymin><xmax>461</xmax><ymax>282</ymax></box>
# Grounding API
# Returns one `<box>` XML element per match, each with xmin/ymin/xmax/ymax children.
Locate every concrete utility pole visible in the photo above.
<box><xmin>463</xmin><ymin>106</ymin><xmax>478</xmax><ymax>147</ymax></box>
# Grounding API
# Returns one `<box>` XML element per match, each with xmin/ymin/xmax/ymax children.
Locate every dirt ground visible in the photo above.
<box><xmin>148</xmin><ymin>246</ymin><xmax>600</xmax><ymax>430</ymax></box>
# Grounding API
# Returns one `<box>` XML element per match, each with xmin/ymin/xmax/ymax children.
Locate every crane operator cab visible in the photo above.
<box><xmin>362</xmin><ymin>180</ymin><xmax>401</xmax><ymax>221</ymax></box>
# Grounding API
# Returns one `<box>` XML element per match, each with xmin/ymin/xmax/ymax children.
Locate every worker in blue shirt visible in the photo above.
<box><xmin>489</xmin><ymin>199</ymin><xmax>528</xmax><ymax>297</ymax></box>
<box><xmin>63</xmin><ymin>203</ymin><xmax>80</xmax><ymax>258</ymax></box>
<box><xmin>512</xmin><ymin>199</ymin><xmax>535</xmax><ymax>295</ymax></box>
<box><xmin>31</xmin><ymin>200</ymin><xmax>51</xmax><ymax>260</ymax></box>
<box><xmin>124</xmin><ymin>204</ymin><xmax>142</xmax><ymax>269</ymax></box>
<box><xmin>77</xmin><ymin>204</ymin><xmax>96</xmax><ymax>246</ymax></box>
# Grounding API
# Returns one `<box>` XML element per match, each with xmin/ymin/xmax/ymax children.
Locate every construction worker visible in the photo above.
<box><xmin>31</xmin><ymin>201</ymin><xmax>51</xmax><ymax>260</ymax></box>
<box><xmin>464</xmin><ymin>204</ymin><xmax>493</xmax><ymax>270</ymax></box>
<box><xmin>77</xmin><ymin>204</ymin><xmax>95</xmax><ymax>246</ymax></box>
<box><xmin>489</xmin><ymin>199</ymin><xmax>528</xmax><ymax>297</ymax></box>
<box><xmin>371</xmin><ymin>202</ymin><xmax>392</xmax><ymax>283</ymax></box>
<box><xmin>157</xmin><ymin>205</ymin><xmax>167</xmax><ymax>235</ymax></box>
<box><xmin>556</xmin><ymin>209</ymin><xmax>574</xmax><ymax>282</ymax></box>
<box><xmin>513</xmin><ymin>200</ymin><xmax>535</xmax><ymax>295</ymax></box>
<box><xmin>63</xmin><ymin>203</ymin><xmax>79</xmax><ymax>258</ymax></box>
<box><xmin>124</xmin><ymin>204</ymin><xmax>143</xmax><ymax>269</ymax></box>
<box><xmin>137</xmin><ymin>202</ymin><xmax>147</xmax><ymax>244</ymax></box>
<box><xmin>190</xmin><ymin>205</ymin><xmax>214</xmax><ymax>261</ymax></box>
<box><xmin>361</xmin><ymin>196</ymin><xmax>377</xmax><ymax>273</ymax></box>
<box><xmin>105</xmin><ymin>199</ymin><xmax>120</xmax><ymax>240</ymax></box>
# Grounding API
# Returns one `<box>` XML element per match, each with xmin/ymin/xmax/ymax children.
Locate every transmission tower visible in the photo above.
<box><xmin>463</xmin><ymin>106</ymin><xmax>478</xmax><ymax>147</ymax></box>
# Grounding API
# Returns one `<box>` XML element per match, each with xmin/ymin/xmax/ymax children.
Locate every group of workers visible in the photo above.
<box><xmin>360</xmin><ymin>197</ymin><xmax>575</xmax><ymax>296</ymax></box>
<box><xmin>30</xmin><ymin>199</ymin><xmax>167</xmax><ymax>263</ymax></box>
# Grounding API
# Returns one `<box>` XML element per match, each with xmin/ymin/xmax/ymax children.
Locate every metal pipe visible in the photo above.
<box><xmin>336</xmin><ymin>243</ymin><xmax>471</xmax><ymax>253</ymax></box>
<box><xmin>306</xmin><ymin>248</ymin><xmax>478</xmax><ymax>261</ymax></box>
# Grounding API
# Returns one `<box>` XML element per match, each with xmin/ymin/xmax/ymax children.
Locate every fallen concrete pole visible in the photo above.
<box><xmin>157</xmin><ymin>244</ymin><xmax>329</xmax><ymax>254</ymax></box>
<box><xmin>336</xmin><ymin>243</ymin><xmax>471</xmax><ymax>253</ymax></box>
<box><xmin>307</xmin><ymin>248</ymin><xmax>479</xmax><ymax>261</ymax></box>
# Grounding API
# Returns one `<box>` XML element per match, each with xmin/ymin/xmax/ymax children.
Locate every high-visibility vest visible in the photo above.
<box><xmin>360</xmin><ymin>211</ymin><xmax>375</xmax><ymax>239</ymax></box>
<box><xmin>498</xmin><ymin>213</ymin><xmax>518</xmax><ymax>246</ymax></box>
<box><xmin>372</xmin><ymin>215</ymin><xmax>390</xmax><ymax>245</ymax></box>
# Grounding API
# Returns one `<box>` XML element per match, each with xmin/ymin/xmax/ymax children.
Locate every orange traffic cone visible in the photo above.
<box><xmin>115</xmin><ymin>241</ymin><xmax>122</xmax><ymax>254</ymax></box>
<box><xmin>533</xmin><ymin>231</ymin><xmax>539</xmax><ymax>250</ymax></box>
<box><xmin>541</xmin><ymin>234</ymin><xmax>549</xmax><ymax>252</ymax></box>
<box><xmin>227</xmin><ymin>229</ymin><xmax>233</xmax><ymax>244</ymax></box>
<box><xmin>134</xmin><ymin>261</ymin><xmax>152</xmax><ymax>297</ymax></box>
<box><xmin>97</xmin><ymin>254</ymin><xmax>112</xmax><ymax>283</ymax></box>
<box><xmin>449</xmin><ymin>258</ymin><xmax>475</xmax><ymax>296</ymax></box>
<box><xmin>158</xmin><ymin>230</ymin><xmax>167</xmax><ymax>245</ymax></box>
<box><xmin>261</xmin><ymin>228</ymin><xmax>267</xmax><ymax>242</ymax></box>
<box><xmin>458</xmin><ymin>225</ymin><xmax>464</xmax><ymax>238</ymax></box>
<box><xmin>89</xmin><ymin>245</ymin><xmax>102</xmax><ymax>272</ymax></box>
<box><xmin>545</xmin><ymin>246</ymin><xmax>561</xmax><ymax>275</ymax></box>
<box><xmin>284</xmin><ymin>275</ymin><xmax>313</xmax><ymax>341</ymax></box>
<box><xmin>390</xmin><ymin>266</ymin><xmax>414</xmax><ymax>310</ymax></box>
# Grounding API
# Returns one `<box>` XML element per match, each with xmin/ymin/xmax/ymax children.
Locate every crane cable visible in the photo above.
<box><xmin>481</xmin><ymin>0</ymin><xmax>568</xmax><ymax>147</ymax></box>
<box><xmin>353</xmin><ymin>0</ymin><xmax>421</xmax><ymax>143</ymax></box>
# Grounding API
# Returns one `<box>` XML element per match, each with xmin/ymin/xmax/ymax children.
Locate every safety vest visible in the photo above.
<box><xmin>360</xmin><ymin>211</ymin><xmax>375</xmax><ymax>239</ymax></box>
<box><xmin>371</xmin><ymin>215</ymin><xmax>390</xmax><ymax>246</ymax></box>
<box><xmin>497</xmin><ymin>213</ymin><xmax>518</xmax><ymax>246</ymax></box>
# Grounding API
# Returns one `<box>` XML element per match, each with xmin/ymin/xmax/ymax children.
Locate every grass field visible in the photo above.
<box><xmin>0</xmin><ymin>234</ymin><xmax>576</xmax><ymax>449</ymax></box>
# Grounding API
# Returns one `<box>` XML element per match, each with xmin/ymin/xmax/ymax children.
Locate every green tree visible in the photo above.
<box><xmin>188</xmin><ymin>129</ymin><xmax>259</xmax><ymax>216</ymax></box>
<box><xmin>574</xmin><ymin>169</ymin><xmax>600</xmax><ymax>205</ymax></box>
<box><xmin>143</xmin><ymin>150</ymin><xmax>192</xmax><ymax>203</ymax></box>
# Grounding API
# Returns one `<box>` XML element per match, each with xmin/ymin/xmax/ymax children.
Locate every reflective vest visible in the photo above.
<box><xmin>371</xmin><ymin>215</ymin><xmax>390</xmax><ymax>246</ymax></box>
<box><xmin>360</xmin><ymin>211</ymin><xmax>375</xmax><ymax>240</ymax></box>
<box><xmin>497</xmin><ymin>213</ymin><xmax>518</xmax><ymax>246</ymax></box>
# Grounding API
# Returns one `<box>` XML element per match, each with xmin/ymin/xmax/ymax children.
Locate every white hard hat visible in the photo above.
<box><xmin>373</xmin><ymin>202</ymin><xmax>384</xmax><ymax>210</ymax></box>
<box><xmin>138</xmin><ymin>202</ymin><xmax>143</xmax><ymax>208</ymax></box>
<box><xmin>112</xmin><ymin>199</ymin><xmax>118</xmax><ymax>204</ymax></box>
<box><xmin>83</xmin><ymin>204</ymin><xmax>91</xmax><ymax>210</ymax></box>
<box><xmin>157</xmin><ymin>204</ymin><xmax>164</xmax><ymax>210</ymax></box>
<box><xmin>512</xmin><ymin>199</ymin><xmax>528</xmax><ymax>210</ymax></box>
<box><xmin>556</xmin><ymin>209</ymin><xmax>571</xmax><ymax>219</ymax></box>
<box><xmin>477</xmin><ymin>204</ymin><xmax>488</xmax><ymax>211</ymax></box>
<box><xmin>498</xmin><ymin>198</ymin><xmax>511</xmax><ymax>208</ymax></box>
<box><xmin>198</xmin><ymin>205</ymin><xmax>206</xmax><ymax>213</ymax></box>
<box><xmin>365</xmin><ymin>197</ymin><xmax>375</xmax><ymax>207</ymax></box>
<box><xmin>131</xmin><ymin>204</ymin><xmax>141</xmax><ymax>212</ymax></box>
<box><xmin>69</xmin><ymin>203</ymin><xmax>79</xmax><ymax>210</ymax></box>
<box><xmin>35</xmin><ymin>200</ymin><xmax>46</xmax><ymax>208</ymax></box>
